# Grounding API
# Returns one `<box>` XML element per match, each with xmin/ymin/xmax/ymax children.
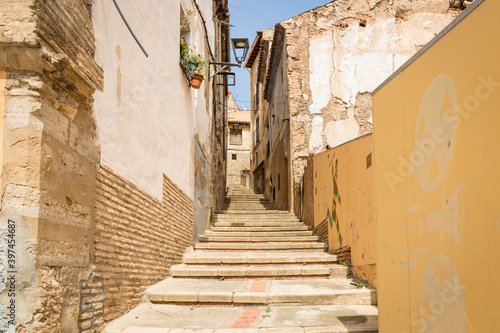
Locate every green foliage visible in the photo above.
<box><xmin>218</xmin><ymin>276</ymin><xmax>225</xmax><ymax>281</ymax></box>
<box><xmin>180</xmin><ymin>37</ymin><xmax>207</xmax><ymax>78</ymax></box>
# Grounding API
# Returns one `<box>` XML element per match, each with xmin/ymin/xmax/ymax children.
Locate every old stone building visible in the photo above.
<box><xmin>0</xmin><ymin>0</ymin><xmax>230</xmax><ymax>331</ymax></box>
<box><xmin>245</xmin><ymin>28</ymin><xmax>275</xmax><ymax>197</ymax></box>
<box><xmin>227</xmin><ymin>93</ymin><xmax>252</xmax><ymax>188</ymax></box>
<box><xmin>246</xmin><ymin>0</ymin><xmax>464</xmax><ymax>212</ymax></box>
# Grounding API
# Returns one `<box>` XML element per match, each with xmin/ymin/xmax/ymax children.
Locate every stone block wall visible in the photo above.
<box><xmin>94</xmin><ymin>166</ymin><xmax>194</xmax><ymax>324</ymax></box>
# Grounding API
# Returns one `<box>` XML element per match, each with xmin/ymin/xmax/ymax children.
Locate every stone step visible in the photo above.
<box><xmin>145</xmin><ymin>278</ymin><xmax>376</xmax><ymax>306</ymax></box>
<box><xmin>216</xmin><ymin>210</ymin><xmax>290</xmax><ymax>214</ymax></box>
<box><xmin>205</xmin><ymin>231</ymin><xmax>314</xmax><ymax>237</ymax></box>
<box><xmin>107</xmin><ymin>304</ymin><xmax>378</xmax><ymax>333</ymax></box>
<box><xmin>183</xmin><ymin>251</ymin><xmax>338</xmax><ymax>265</ymax></box>
<box><xmin>214</xmin><ymin>215</ymin><xmax>299</xmax><ymax>219</ymax></box>
<box><xmin>213</xmin><ymin>222</ymin><xmax>305</xmax><ymax>227</ymax></box>
<box><xmin>194</xmin><ymin>242</ymin><xmax>327</xmax><ymax>251</ymax></box>
<box><xmin>198</xmin><ymin>235</ymin><xmax>320</xmax><ymax>242</ymax></box>
<box><xmin>214</xmin><ymin>218</ymin><xmax>301</xmax><ymax>223</ymax></box>
<box><xmin>170</xmin><ymin>264</ymin><xmax>347</xmax><ymax>279</ymax></box>
<box><xmin>210</xmin><ymin>226</ymin><xmax>311</xmax><ymax>232</ymax></box>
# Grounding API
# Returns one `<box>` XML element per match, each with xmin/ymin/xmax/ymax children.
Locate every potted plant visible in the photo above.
<box><xmin>180</xmin><ymin>38</ymin><xmax>207</xmax><ymax>89</ymax></box>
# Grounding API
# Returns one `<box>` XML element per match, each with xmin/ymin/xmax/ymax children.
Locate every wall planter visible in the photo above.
<box><xmin>180</xmin><ymin>37</ymin><xmax>207</xmax><ymax>89</ymax></box>
<box><xmin>190</xmin><ymin>74</ymin><xmax>204</xmax><ymax>89</ymax></box>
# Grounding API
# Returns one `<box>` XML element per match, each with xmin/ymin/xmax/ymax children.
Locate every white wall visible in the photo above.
<box><xmin>92</xmin><ymin>0</ymin><xmax>214</xmax><ymax>200</ymax></box>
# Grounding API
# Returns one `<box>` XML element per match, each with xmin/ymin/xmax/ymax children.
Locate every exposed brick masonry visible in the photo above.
<box><xmin>93</xmin><ymin>166</ymin><xmax>194</xmax><ymax>326</ymax></box>
<box><xmin>314</xmin><ymin>220</ymin><xmax>329</xmax><ymax>244</ymax></box>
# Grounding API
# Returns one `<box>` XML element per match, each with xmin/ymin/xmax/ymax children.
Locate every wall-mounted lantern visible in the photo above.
<box><xmin>209</xmin><ymin>37</ymin><xmax>249</xmax><ymax>81</ymax></box>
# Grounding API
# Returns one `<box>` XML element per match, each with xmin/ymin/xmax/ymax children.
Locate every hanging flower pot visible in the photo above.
<box><xmin>191</xmin><ymin>74</ymin><xmax>204</xmax><ymax>89</ymax></box>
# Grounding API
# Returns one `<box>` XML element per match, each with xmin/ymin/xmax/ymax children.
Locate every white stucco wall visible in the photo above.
<box><xmin>92</xmin><ymin>0</ymin><xmax>214</xmax><ymax>200</ymax></box>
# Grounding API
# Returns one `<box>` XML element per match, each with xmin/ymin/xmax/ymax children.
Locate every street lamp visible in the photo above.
<box><xmin>231</xmin><ymin>38</ymin><xmax>249</xmax><ymax>66</ymax></box>
<box><xmin>209</xmin><ymin>37</ymin><xmax>249</xmax><ymax>81</ymax></box>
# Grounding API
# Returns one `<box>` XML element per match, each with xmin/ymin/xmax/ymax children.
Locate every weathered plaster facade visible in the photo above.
<box><xmin>227</xmin><ymin>94</ymin><xmax>252</xmax><ymax>187</ymax></box>
<box><xmin>249</xmin><ymin>0</ymin><xmax>463</xmax><ymax>212</ymax></box>
<box><xmin>0</xmin><ymin>0</ymin><xmax>229</xmax><ymax>331</ymax></box>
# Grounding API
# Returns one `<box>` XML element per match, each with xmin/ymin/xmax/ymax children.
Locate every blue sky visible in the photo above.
<box><xmin>228</xmin><ymin>0</ymin><xmax>331</xmax><ymax>109</ymax></box>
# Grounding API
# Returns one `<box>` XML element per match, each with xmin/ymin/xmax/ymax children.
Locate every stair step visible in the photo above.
<box><xmin>205</xmin><ymin>231</ymin><xmax>314</xmax><ymax>237</ymax></box>
<box><xmin>194</xmin><ymin>242</ymin><xmax>327</xmax><ymax>251</ymax></box>
<box><xmin>183</xmin><ymin>251</ymin><xmax>338</xmax><ymax>265</ymax></box>
<box><xmin>199</xmin><ymin>235</ymin><xmax>320</xmax><ymax>242</ymax></box>
<box><xmin>210</xmin><ymin>226</ymin><xmax>310</xmax><ymax>232</ymax></box>
<box><xmin>145</xmin><ymin>278</ymin><xmax>376</xmax><ymax>306</ymax></box>
<box><xmin>170</xmin><ymin>264</ymin><xmax>347</xmax><ymax>278</ymax></box>
<box><xmin>108</xmin><ymin>304</ymin><xmax>378</xmax><ymax>333</ymax></box>
<box><xmin>214</xmin><ymin>215</ymin><xmax>299</xmax><ymax>220</ymax></box>
<box><xmin>216</xmin><ymin>210</ymin><xmax>290</xmax><ymax>214</ymax></box>
<box><xmin>213</xmin><ymin>222</ymin><xmax>305</xmax><ymax>227</ymax></box>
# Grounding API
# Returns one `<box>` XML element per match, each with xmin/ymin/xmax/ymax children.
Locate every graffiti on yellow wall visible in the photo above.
<box><xmin>327</xmin><ymin>159</ymin><xmax>343</xmax><ymax>247</ymax></box>
<box><xmin>313</xmin><ymin>134</ymin><xmax>376</xmax><ymax>286</ymax></box>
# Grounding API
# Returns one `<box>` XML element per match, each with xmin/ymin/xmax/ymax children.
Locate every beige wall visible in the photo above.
<box><xmin>92</xmin><ymin>0</ymin><xmax>214</xmax><ymax>201</ymax></box>
<box><xmin>373</xmin><ymin>1</ymin><xmax>500</xmax><ymax>331</ymax></box>
<box><xmin>313</xmin><ymin>134</ymin><xmax>376</xmax><ymax>286</ymax></box>
<box><xmin>228</xmin><ymin>122</ymin><xmax>251</xmax><ymax>185</ymax></box>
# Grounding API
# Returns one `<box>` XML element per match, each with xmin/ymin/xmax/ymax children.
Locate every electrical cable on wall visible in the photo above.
<box><xmin>112</xmin><ymin>0</ymin><xmax>149</xmax><ymax>57</ymax></box>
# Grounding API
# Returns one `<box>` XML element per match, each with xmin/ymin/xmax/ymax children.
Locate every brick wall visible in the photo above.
<box><xmin>93</xmin><ymin>166</ymin><xmax>194</xmax><ymax>326</ymax></box>
<box><xmin>314</xmin><ymin>220</ymin><xmax>329</xmax><ymax>244</ymax></box>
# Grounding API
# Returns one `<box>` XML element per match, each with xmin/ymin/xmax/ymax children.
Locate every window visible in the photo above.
<box><xmin>180</xmin><ymin>7</ymin><xmax>191</xmax><ymax>43</ymax></box>
<box><xmin>254</xmin><ymin>117</ymin><xmax>260</xmax><ymax>144</ymax></box>
<box><xmin>254</xmin><ymin>83</ymin><xmax>260</xmax><ymax>109</ymax></box>
<box><xmin>278</xmin><ymin>174</ymin><xmax>280</xmax><ymax>191</ymax></box>
<box><xmin>232</xmin><ymin>154</ymin><xmax>237</xmax><ymax>160</ymax></box>
<box><xmin>255</xmin><ymin>152</ymin><xmax>258</xmax><ymax>166</ymax></box>
<box><xmin>230</xmin><ymin>128</ymin><xmax>242</xmax><ymax>145</ymax></box>
<box><xmin>266</xmin><ymin>126</ymin><xmax>270</xmax><ymax>157</ymax></box>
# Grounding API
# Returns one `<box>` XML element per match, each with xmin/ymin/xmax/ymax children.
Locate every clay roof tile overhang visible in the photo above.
<box><xmin>228</xmin><ymin>119</ymin><xmax>251</xmax><ymax>124</ymax></box>
<box><xmin>244</xmin><ymin>31</ymin><xmax>263</xmax><ymax>69</ymax></box>
<box><xmin>263</xmin><ymin>25</ymin><xmax>283</xmax><ymax>100</ymax></box>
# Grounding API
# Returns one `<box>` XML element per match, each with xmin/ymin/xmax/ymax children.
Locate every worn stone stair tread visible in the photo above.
<box><xmin>194</xmin><ymin>242</ymin><xmax>327</xmax><ymax>250</ymax></box>
<box><xmin>214</xmin><ymin>217</ymin><xmax>300</xmax><ymax>220</ymax></box>
<box><xmin>104</xmin><ymin>304</ymin><xmax>378</xmax><ymax>333</ymax></box>
<box><xmin>145</xmin><ymin>278</ymin><xmax>376</xmax><ymax>306</ymax></box>
<box><xmin>183</xmin><ymin>251</ymin><xmax>338</xmax><ymax>265</ymax></box>
<box><xmin>215</xmin><ymin>210</ymin><xmax>291</xmax><ymax>214</ymax></box>
<box><xmin>213</xmin><ymin>223</ymin><xmax>305</xmax><ymax>228</ymax></box>
<box><xmin>170</xmin><ymin>264</ymin><xmax>346</xmax><ymax>278</ymax></box>
<box><xmin>211</xmin><ymin>226</ymin><xmax>310</xmax><ymax>232</ymax></box>
<box><xmin>205</xmin><ymin>231</ymin><xmax>314</xmax><ymax>237</ymax></box>
<box><xmin>199</xmin><ymin>235</ymin><xmax>320</xmax><ymax>242</ymax></box>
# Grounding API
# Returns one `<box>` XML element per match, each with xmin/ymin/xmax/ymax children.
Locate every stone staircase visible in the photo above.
<box><xmin>104</xmin><ymin>185</ymin><xmax>378</xmax><ymax>333</ymax></box>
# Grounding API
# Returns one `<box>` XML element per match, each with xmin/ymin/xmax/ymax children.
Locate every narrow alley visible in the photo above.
<box><xmin>104</xmin><ymin>185</ymin><xmax>377</xmax><ymax>332</ymax></box>
<box><xmin>0</xmin><ymin>0</ymin><xmax>499</xmax><ymax>332</ymax></box>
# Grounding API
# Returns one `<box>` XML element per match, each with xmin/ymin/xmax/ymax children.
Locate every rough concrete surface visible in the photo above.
<box><xmin>103</xmin><ymin>303</ymin><xmax>378</xmax><ymax>333</ymax></box>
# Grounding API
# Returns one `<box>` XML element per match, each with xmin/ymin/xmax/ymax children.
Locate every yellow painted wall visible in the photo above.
<box><xmin>314</xmin><ymin>134</ymin><xmax>376</xmax><ymax>286</ymax></box>
<box><xmin>372</xmin><ymin>1</ymin><xmax>500</xmax><ymax>331</ymax></box>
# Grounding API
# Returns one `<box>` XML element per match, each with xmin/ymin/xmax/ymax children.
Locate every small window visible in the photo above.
<box><xmin>230</xmin><ymin>129</ymin><xmax>243</xmax><ymax>145</ymax></box>
<box><xmin>255</xmin><ymin>152</ymin><xmax>258</xmax><ymax>166</ymax></box>
<box><xmin>278</xmin><ymin>174</ymin><xmax>280</xmax><ymax>191</ymax></box>
<box><xmin>232</xmin><ymin>154</ymin><xmax>237</xmax><ymax>160</ymax></box>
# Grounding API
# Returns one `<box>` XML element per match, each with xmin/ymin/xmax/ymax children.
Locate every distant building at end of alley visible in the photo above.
<box><xmin>227</xmin><ymin>93</ymin><xmax>252</xmax><ymax>188</ymax></box>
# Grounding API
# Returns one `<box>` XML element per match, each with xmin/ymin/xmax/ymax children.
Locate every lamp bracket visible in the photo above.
<box><xmin>208</xmin><ymin>61</ymin><xmax>242</xmax><ymax>81</ymax></box>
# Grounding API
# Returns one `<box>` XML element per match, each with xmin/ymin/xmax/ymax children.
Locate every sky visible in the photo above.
<box><xmin>228</xmin><ymin>0</ymin><xmax>331</xmax><ymax>110</ymax></box>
